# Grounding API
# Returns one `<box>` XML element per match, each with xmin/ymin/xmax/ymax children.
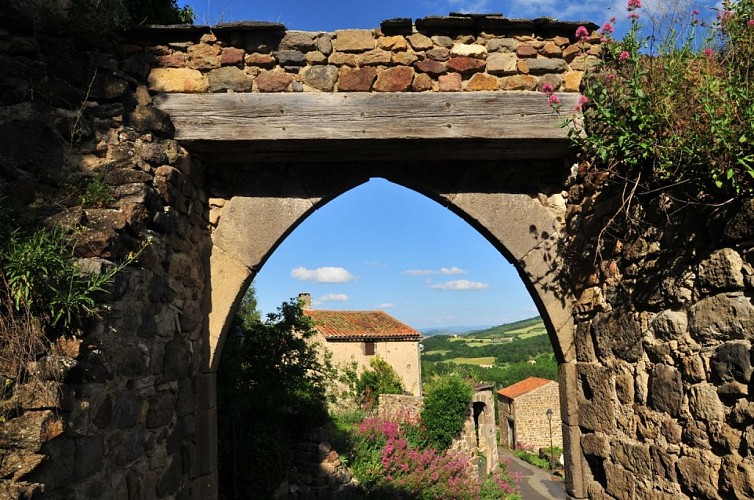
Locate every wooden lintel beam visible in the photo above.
<box><xmin>153</xmin><ymin>91</ymin><xmax>578</xmax><ymax>143</ymax></box>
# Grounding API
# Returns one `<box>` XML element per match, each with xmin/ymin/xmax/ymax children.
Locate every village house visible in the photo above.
<box><xmin>299</xmin><ymin>293</ymin><xmax>422</xmax><ymax>397</ymax></box>
<box><xmin>497</xmin><ymin>376</ymin><xmax>562</xmax><ymax>451</ymax></box>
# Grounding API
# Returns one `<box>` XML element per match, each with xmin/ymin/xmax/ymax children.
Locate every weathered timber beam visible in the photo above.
<box><xmin>153</xmin><ymin>91</ymin><xmax>578</xmax><ymax>142</ymax></box>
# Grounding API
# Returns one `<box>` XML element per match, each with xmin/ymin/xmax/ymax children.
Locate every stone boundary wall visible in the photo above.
<box><xmin>126</xmin><ymin>16</ymin><xmax>601</xmax><ymax>96</ymax></box>
<box><xmin>378</xmin><ymin>394</ymin><xmax>424</xmax><ymax>421</ymax></box>
<box><xmin>564</xmin><ymin>167</ymin><xmax>754</xmax><ymax>498</ymax></box>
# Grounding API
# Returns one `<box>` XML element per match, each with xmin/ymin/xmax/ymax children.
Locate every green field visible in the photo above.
<box><xmin>447</xmin><ymin>356</ymin><xmax>496</xmax><ymax>365</ymax></box>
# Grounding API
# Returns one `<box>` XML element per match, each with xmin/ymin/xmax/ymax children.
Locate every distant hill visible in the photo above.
<box><xmin>466</xmin><ymin>316</ymin><xmax>544</xmax><ymax>339</ymax></box>
<box><xmin>419</xmin><ymin>325</ymin><xmax>495</xmax><ymax>336</ymax></box>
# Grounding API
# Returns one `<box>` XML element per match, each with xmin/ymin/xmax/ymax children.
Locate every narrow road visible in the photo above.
<box><xmin>498</xmin><ymin>447</ymin><xmax>566</xmax><ymax>500</ymax></box>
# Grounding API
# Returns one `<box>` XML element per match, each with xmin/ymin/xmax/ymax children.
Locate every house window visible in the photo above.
<box><xmin>364</xmin><ymin>341</ymin><xmax>375</xmax><ymax>355</ymax></box>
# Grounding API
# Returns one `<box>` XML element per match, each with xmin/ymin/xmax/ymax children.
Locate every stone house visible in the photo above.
<box><xmin>497</xmin><ymin>376</ymin><xmax>562</xmax><ymax>451</ymax></box>
<box><xmin>300</xmin><ymin>293</ymin><xmax>422</xmax><ymax>396</ymax></box>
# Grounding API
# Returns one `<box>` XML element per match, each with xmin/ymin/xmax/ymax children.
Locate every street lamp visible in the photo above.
<box><xmin>546</xmin><ymin>408</ymin><xmax>554</xmax><ymax>473</ymax></box>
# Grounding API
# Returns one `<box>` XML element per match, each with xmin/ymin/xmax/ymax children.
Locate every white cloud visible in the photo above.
<box><xmin>430</xmin><ymin>280</ymin><xmax>491</xmax><ymax>291</ymax></box>
<box><xmin>290</xmin><ymin>266</ymin><xmax>355</xmax><ymax>283</ymax></box>
<box><xmin>402</xmin><ymin>266</ymin><xmax>466</xmax><ymax>276</ymax></box>
<box><xmin>318</xmin><ymin>293</ymin><xmax>349</xmax><ymax>303</ymax></box>
<box><xmin>376</xmin><ymin>303</ymin><xmax>395</xmax><ymax>309</ymax></box>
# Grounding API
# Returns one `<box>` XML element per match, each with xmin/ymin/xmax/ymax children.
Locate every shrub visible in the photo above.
<box><xmin>355</xmin><ymin>356</ymin><xmax>404</xmax><ymax>409</ymax></box>
<box><xmin>348</xmin><ymin>413</ymin><xmax>520</xmax><ymax>499</ymax></box>
<box><xmin>566</xmin><ymin>0</ymin><xmax>754</xmax><ymax>198</ymax></box>
<box><xmin>421</xmin><ymin>375</ymin><xmax>474</xmax><ymax>450</ymax></box>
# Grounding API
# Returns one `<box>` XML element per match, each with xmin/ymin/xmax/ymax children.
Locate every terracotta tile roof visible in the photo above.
<box><xmin>496</xmin><ymin>377</ymin><xmax>554</xmax><ymax>400</ymax></box>
<box><xmin>303</xmin><ymin>310</ymin><xmax>420</xmax><ymax>340</ymax></box>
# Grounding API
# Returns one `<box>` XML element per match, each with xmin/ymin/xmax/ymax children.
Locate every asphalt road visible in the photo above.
<box><xmin>498</xmin><ymin>447</ymin><xmax>567</xmax><ymax>500</ymax></box>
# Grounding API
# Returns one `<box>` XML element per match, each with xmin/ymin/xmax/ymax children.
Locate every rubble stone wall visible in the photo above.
<box><xmin>3</xmin><ymin>11</ymin><xmax>754</xmax><ymax>500</ymax></box>
<box><xmin>127</xmin><ymin>17</ymin><xmax>600</xmax><ymax>96</ymax></box>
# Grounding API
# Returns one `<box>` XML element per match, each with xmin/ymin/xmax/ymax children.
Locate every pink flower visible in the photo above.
<box><xmin>575</xmin><ymin>95</ymin><xmax>588</xmax><ymax>111</ymax></box>
<box><xmin>541</xmin><ymin>82</ymin><xmax>554</xmax><ymax>93</ymax></box>
<box><xmin>628</xmin><ymin>12</ymin><xmax>640</xmax><ymax>19</ymax></box>
<box><xmin>748</xmin><ymin>19</ymin><xmax>754</xmax><ymax>26</ymax></box>
<box><xmin>703</xmin><ymin>48</ymin><xmax>715</xmax><ymax>58</ymax></box>
<box><xmin>601</xmin><ymin>21</ymin><xmax>615</xmax><ymax>34</ymax></box>
<box><xmin>627</xmin><ymin>0</ymin><xmax>642</xmax><ymax>10</ymax></box>
<box><xmin>575</xmin><ymin>25</ymin><xmax>590</xmax><ymax>40</ymax></box>
<box><xmin>548</xmin><ymin>94</ymin><xmax>560</xmax><ymax>106</ymax></box>
<box><xmin>619</xmin><ymin>50</ymin><xmax>630</xmax><ymax>60</ymax></box>
<box><xmin>610</xmin><ymin>16</ymin><xmax>617</xmax><ymax>23</ymax></box>
<box><xmin>691</xmin><ymin>9</ymin><xmax>700</xmax><ymax>15</ymax></box>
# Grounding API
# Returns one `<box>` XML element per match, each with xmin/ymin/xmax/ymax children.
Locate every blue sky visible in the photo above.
<box><xmin>250</xmin><ymin>179</ymin><xmax>539</xmax><ymax>330</ymax></box>
<box><xmin>186</xmin><ymin>0</ymin><xmax>624</xmax><ymax>31</ymax></box>
<box><xmin>178</xmin><ymin>0</ymin><xmax>714</xmax><ymax>329</ymax></box>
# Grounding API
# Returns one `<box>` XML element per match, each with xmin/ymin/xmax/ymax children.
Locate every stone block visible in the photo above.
<box><xmin>711</xmin><ymin>341</ymin><xmax>753</xmax><ymax>385</ymax></box>
<box><xmin>591</xmin><ymin>310</ymin><xmax>644</xmax><ymax>362</ymax></box>
<box><xmin>486</xmin><ymin>52</ymin><xmax>517</xmax><ymax>74</ymax></box>
<box><xmin>581</xmin><ymin>432</ymin><xmax>609</xmax><ymax>458</ymax></box>
<box><xmin>576</xmin><ymin>363</ymin><xmax>615</xmax><ymax>433</ymax></box>
<box><xmin>338</xmin><ymin>66</ymin><xmax>377</xmax><ymax>91</ymax></box>
<box><xmin>148</xmin><ymin>68</ymin><xmax>208</xmax><ymax>93</ymax></box>
<box><xmin>256</xmin><ymin>70</ymin><xmax>293</xmax><ymax>92</ymax></box>
<box><xmin>689</xmin><ymin>383</ymin><xmax>725</xmax><ymax>422</ymax></box>
<box><xmin>279</xmin><ymin>31</ymin><xmax>317</xmax><ymax>52</ymax></box>
<box><xmin>562</xmin><ymin>423</ymin><xmax>588</xmax><ymax>498</ymax></box>
<box><xmin>406</xmin><ymin>33</ymin><xmax>432</xmax><ymax>50</ymax></box>
<box><xmin>526</xmin><ymin>58</ymin><xmax>568</xmax><ymax>74</ymax></box>
<box><xmin>274</xmin><ymin>49</ymin><xmax>306</xmax><ymax>66</ymax></box>
<box><xmin>411</xmin><ymin>73</ymin><xmax>433</xmax><ymax>92</ymax></box>
<box><xmin>500</xmin><ymin>74</ymin><xmax>538</xmax><ymax>90</ymax></box>
<box><xmin>431</xmin><ymin>35</ymin><xmax>454</xmax><ymax>48</ymax></box>
<box><xmin>426</xmin><ymin>47</ymin><xmax>450</xmax><ymax>61</ymax></box>
<box><xmin>563</xmin><ymin>71</ymin><xmax>583</xmax><ymax>91</ymax></box>
<box><xmin>438</xmin><ymin>73</ymin><xmax>462</xmax><ymax>91</ymax></box>
<box><xmin>488</xmin><ymin>38</ymin><xmax>517</xmax><ymax>52</ymax></box>
<box><xmin>377</xmin><ymin>35</ymin><xmax>407</xmax><ymax>51</ymax></box>
<box><xmin>650</xmin><ymin>309</ymin><xmax>688</xmax><ymax>341</ymax></box>
<box><xmin>328</xmin><ymin>52</ymin><xmax>357</xmax><ymax>66</ymax></box>
<box><xmin>609</xmin><ymin>439</ymin><xmax>652</xmax><ymax>480</ymax></box>
<box><xmin>333</xmin><ymin>30</ymin><xmax>375</xmax><ymax>52</ymax></box>
<box><xmin>604</xmin><ymin>461</ymin><xmax>636</xmax><ymax>498</ymax></box>
<box><xmin>357</xmin><ymin>48</ymin><xmax>392</xmax><ymax>66</ymax></box>
<box><xmin>689</xmin><ymin>293</ymin><xmax>754</xmax><ymax>344</ymax></box>
<box><xmin>649</xmin><ymin>364</ymin><xmax>683</xmax><ymax>417</ymax></box>
<box><xmin>207</xmin><ymin>67</ymin><xmax>252</xmax><ymax>93</ymax></box>
<box><xmin>465</xmin><ymin>73</ymin><xmax>498</xmax><ymax>91</ymax></box>
<box><xmin>317</xmin><ymin>34</ymin><xmax>333</xmax><ymax>55</ymax></box>
<box><xmin>220</xmin><ymin>47</ymin><xmax>245</xmax><ymax>66</ymax></box>
<box><xmin>516</xmin><ymin>44</ymin><xmax>538</xmax><ymax>58</ymax></box>
<box><xmin>446</xmin><ymin>57</ymin><xmax>485</xmax><ymax>74</ymax></box>
<box><xmin>186</xmin><ymin>44</ymin><xmax>219</xmax><ymax>70</ymax></box>
<box><xmin>414</xmin><ymin>59</ymin><xmax>447</xmax><ymax>75</ymax></box>
<box><xmin>374</xmin><ymin>66</ymin><xmax>414</xmax><ymax>92</ymax></box>
<box><xmin>392</xmin><ymin>51</ymin><xmax>418</xmax><ymax>65</ymax></box>
<box><xmin>450</xmin><ymin>43</ymin><xmax>486</xmax><ymax>58</ymax></box>
<box><xmin>303</xmin><ymin>65</ymin><xmax>338</xmax><ymax>91</ymax></box>
<box><xmin>677</xmin><ymin>452</ymin><xmax>721</xmax><ymax>499</ymax></box>
<box><xmin>698</xmin><ymin>248</ymin><xmax>744</xmax><ymax>293</ymax></box>
<box><xmin>244</xmin><ymin>53</ymin><xmax>275</xmax><ymax>67</ymax></box>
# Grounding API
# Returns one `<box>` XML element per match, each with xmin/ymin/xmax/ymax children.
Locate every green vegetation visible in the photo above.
<box><xmin>355</xmin><ymin>356</ymin><xmax>404</xmax><ymax>409</ymax></box>
<box><xmin>421</xmin><ymin>375</ymin><xmax>474</xmax><ymax>450</ymax></box>
<box><xmin>217</xmin><ymin>292</ymin><xmax>330</xmax><ymax>499</ymax></box>
<box><xmin>341</xmin><ymin>378</ymin><xmax>520</xmax><ymax>499</ymax></box>
<box><xmin>566</xmin><ymin>0</ymin><xmax>754</xmax><ymax>199</ymax></box>
<box><xmin>421</xmin><ymin>316</ymin><xmax>557</xmax><ymax>390</ymax></box>
<box><xmin>0</xmin><ymin>198</ymin><xmax>143</xmax><ymax>420</ymax></box>
<box><xmin>448</xmin><ymin>356</ymin><xmax>497</xmax><ymax>365</ymax></box>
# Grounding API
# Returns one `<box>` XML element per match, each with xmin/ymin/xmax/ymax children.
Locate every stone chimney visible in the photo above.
<box><xmin>298</xmin><ymin>292</ymin><xmax>312</xmax><ymax>309</ymax></box>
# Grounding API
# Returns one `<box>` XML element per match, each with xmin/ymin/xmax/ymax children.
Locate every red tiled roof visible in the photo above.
<box><xmin>303</xmin><ymin>310</ymin><xmax>420</xmax><ymax>340</ymax></box>
<box><xmin>496</xmin><ymin>377</ymin><xmax>554</xmax><ymax>400</ymax></box>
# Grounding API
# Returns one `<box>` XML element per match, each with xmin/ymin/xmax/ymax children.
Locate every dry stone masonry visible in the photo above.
<box><xmin>133</xmin><ymin>16</ymin><xmax>599</xmax><ymax>95</ymax></box>
<box><xmin>2</xmin><ymin>9</ymin><xmax>754</xmax><ymax>500</ymax></box>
